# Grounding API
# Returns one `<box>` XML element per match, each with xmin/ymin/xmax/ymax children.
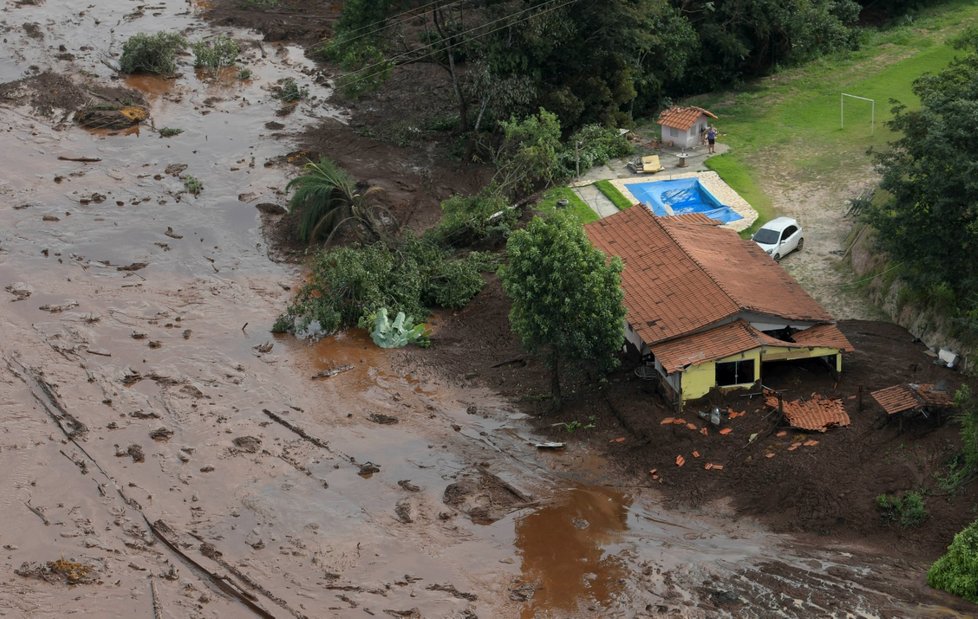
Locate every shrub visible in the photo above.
<box><xmin>238</xmin><ymin>68</ymin><xmax>252</xmax><ymax>81</ymax></box>
<box><xmin>433</xmin><ymin>192</ymin><xmax>514</xmax><ymax>248</ymax></box>
<box><xmin>426</xmin><ymin>259</ymin><xmax>484</xmax><ymax>309</ymax></box>
<box><xmin>560</xmin><ymin>124</ymin><xmax>634</xmax><ymax>175</ymax></box>
<box><xmin>182</xmin><ymin>175</ymin><xmax>203</xmax><ymax>196</ymax></box>
<box><xmin>876</xmin><ymin>491</ymin><xmax>928</xmax><ymax>527</ymax></box>
<box><xmin>274</xmin><ymin>237</ymin><xmax>487</xmax><ymax>339</ymax></box>
<box><xmin>928</xmin><ymin>519</ymin><xmax>978</xmax><ymax>603</ymax></box>
<box><xmin>159</xmin><ymin>127</ymin><xmax>183</xmax><ymax>138</ymax></box>
<box><xmin>119</xmin><ymin>32</ymin><xmax>187</xmax><ymax>76</ymax></box>
<box><xmin>192</xmin><ymin>35</ymin><xmax>240</xmax><ymax>73</ymax></box>
<box><xmin>274</xmin><ymin>78</ymin><xmax>308</xmax><ymax>103</ymax></box>
<box><xmin>239</xmin><ymin>0</ymin><xmax>278</xmax><ymax>7</ymax></box>
<box><xmin>955</xmin><ymin>385</ymin><xmax>978</xmax><ymax>474</ymax></box>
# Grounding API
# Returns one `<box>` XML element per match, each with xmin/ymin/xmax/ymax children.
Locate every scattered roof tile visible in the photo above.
<box><xmin>765</xmin><ymin>393</ymin><xmax>850</xmax><ymax>432</ymax></box>
<box><xmin>656</xmin><ymin>106</ymin><xmax>717</xmax><ymax>131</ymax></box>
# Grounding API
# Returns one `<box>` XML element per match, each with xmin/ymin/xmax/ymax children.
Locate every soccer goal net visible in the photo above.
<box><xmin>840</xmin><ymin>93</ymin><xmax>875</xmax><ymax>135</ymax></box>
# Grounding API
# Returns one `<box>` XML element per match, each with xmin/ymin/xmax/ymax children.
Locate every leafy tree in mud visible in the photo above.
<box><xmin>499</xmin><ymin>212</ymin><xmax>625</xmax><ymax>410</ymax></box>
<box><xmin>492</xmin><ymin>108</ymin><xmax>564</xmax><ymax>198</ymax></box>
<box><xmin>863</xmin><ymin>33</ymin><xmax>978</xmax><ymax>338</ymax></box>
<box><xmin>928</xmin><ymin>518</ymin><xmax>978</xmax><ymax>603</ymax></box>
<box><xmin>286</xmin><ymin>158</ymin><xmax>392</xmax><ymax>245</ymax></box>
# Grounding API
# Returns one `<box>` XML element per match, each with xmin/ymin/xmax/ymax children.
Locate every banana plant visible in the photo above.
<box><xmin>370</xmin><ymin>308</ymin><xmax>427</xmax><ymax>348</ymax></box>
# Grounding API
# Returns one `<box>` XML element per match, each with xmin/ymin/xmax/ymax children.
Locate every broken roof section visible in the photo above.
<box><xmin>766</xmin><ymin>393</ymin><xmax>851</xmax><ymax>432</ymax></box>
<box><xmin>871</xmin><ymin>383</ymin><xmax>955</xmax><ymax>416</ymax></box>
<box><xmin>651</xmin><ymin>320</ymin><xmax>853</xmax><ymax>374</ymax></box>
<box><xmin>585</xmin><ymin>207</ymin><xmax>836</xmax><ymax>346</ymax></box>
<box><xmin>657</xmin><ymin>106</ymin><xmax>718</xmax><ymax>131</ymax></box>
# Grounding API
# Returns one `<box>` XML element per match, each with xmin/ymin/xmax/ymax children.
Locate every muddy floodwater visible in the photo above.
<box><xmin>0</xmin><ymin>2</ymin><xmax>969</xmax><ymax>618</ymax></box>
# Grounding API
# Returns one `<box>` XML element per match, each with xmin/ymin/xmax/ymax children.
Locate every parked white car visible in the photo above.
<box><xmin>752</xmin><ymin>216</ymin><xmax>804</xmax><ymax>261</ymax></box>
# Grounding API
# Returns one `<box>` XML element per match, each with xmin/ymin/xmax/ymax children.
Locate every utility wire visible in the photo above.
<box><xmin>335</xmin><ymin>0</ymin><xmax>581</xmax><ymax>91</ymax></box>
<box><xmin>329</xmin><ymin>0</ymin><xmax>470</xmax><ymax>49</ymax></box>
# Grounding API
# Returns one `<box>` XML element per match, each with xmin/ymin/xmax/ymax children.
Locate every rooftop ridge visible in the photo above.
<box><xmin>654</xmin><ymin>215</ymin><xmax>742</xmax><ymax>318</ymax></box>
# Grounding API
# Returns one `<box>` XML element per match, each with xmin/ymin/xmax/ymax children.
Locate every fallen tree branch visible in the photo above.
<box><xmin>262</xmin><ymin>408</ymin><xmax>330</xmax><ymax>450</ymax></box>
<box><xmin>57</xmin><ymin>155</ymin><xmax>102</xmax><ymax>163</ymax></box>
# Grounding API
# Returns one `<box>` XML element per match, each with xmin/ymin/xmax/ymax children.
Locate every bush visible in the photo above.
<box><xmin>159</xmin><ymin>127</ymin><xmax>183</xmax><ymax>138</ymax></box>
<box><xmin>433</xmin><ymin>192</ymin><xmax>514</xmax><ymax>248</ymax></box>
<box><xmin>560</xmin><ymin>124</ymin><xmax>634</xmax><ymax>175</ymax></box>
<box><xmin>119</xmin><ymin>32</ymin><xmax>187</xmax><ymax>76</ymax></box>
<box><xmin>427</xmin><ymin>259</ymin><xmax>484</xmax><ymax>309</ymax></box>
<box><xmin>928</xmin><ymin>519</ymin><xmax>978</xmax><ymax>603</ymax></box>
<box><xmin>876</xmin><ymin>491</ymin><xmax>928</xmax><ymax>527</ymax></box>
<box><xmin>192</xmin><ymin>36</ymin><xmax>240</xmax><ymax>73</ymax></box>
<box><xmin>274</xmin><ymin>78</ymin><xmax>308</xmax><ymax>103</ymax></box>
<box><xmin>182</xmin><ymin>175</ymin><xmax>203</xmax><ymax>196</ymax></box>
<box><xmin>955</xmin><ymin>385</ymin><xmax>978</xmax><ymax>474</ymax></box>
<box><xmin>274</xmin><ymin>237</ymin><xmax>488</xmax><ymax>339</ymax></box>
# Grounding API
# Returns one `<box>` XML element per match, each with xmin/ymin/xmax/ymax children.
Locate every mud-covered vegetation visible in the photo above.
<box><xmin>191</xmin><ymin>35</ymin><xmax>240</xmax><ymax>74</ymax></box>
<box><xmin>273</xmin><ymin>235</ymin><xmax>495</xmax><ymax>337</ymax></box>
<box><xmin>119</xmin><ymin>32</ymin><xmax>187</xmax><ymax>76</ymax></box>
<box><xmin>929</xmin><ymin>518</ymin><xmax>978</xmax><ymax>603</ymax></box>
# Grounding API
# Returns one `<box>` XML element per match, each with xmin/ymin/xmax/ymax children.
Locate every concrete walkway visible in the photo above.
<box><xmin>571</xmin><ymin>143</ymin><xmax>732</xmax><ymax>219</ymax></box>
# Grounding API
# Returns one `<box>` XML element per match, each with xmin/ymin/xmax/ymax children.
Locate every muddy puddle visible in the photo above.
<box><xmin>0</xmin><ymin>1</ymin><xmax>970</xmax><ymax>618</ymax></box>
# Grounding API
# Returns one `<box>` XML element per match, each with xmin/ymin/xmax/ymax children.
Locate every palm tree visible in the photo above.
<box><xmin>286</xmin><ymin>158</ymin><xmax>390</xmax><ymax>245</ymax></box>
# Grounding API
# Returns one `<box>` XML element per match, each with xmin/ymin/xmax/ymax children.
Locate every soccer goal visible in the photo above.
<box><xmin>840</xmin><ymin>93</ymin><xmax>875</xmax><ymax>135</ymax></box>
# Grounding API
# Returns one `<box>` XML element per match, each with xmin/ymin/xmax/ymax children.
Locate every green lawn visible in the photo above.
<box><xmin>595</xmin><ymin>180</ymin><xmax>633</xmax><ymax>210</ymax></box>
<box><xmin>679</xmin><ymin>0</ymin><xmax>978</xmax><ymax>232</ymax></box>
<box><xmin>537</xmin><ymin>187</ymin><xmax>598</xmax><ymax>224</ymax></box>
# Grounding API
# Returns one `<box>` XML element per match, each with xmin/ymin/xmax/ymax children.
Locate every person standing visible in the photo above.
<box><xmin>707</xmin><ymin>126</ymin><xmax>717</xmax><ymax>154</ymax></box>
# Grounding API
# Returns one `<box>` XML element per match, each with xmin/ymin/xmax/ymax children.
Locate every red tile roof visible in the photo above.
<box><xmin>789</xmin><ymin>323</ymin><xmax>854</xmax><ymax>352</ymax></box>
<box><xmin>585</xmin><ymin>207</ymin><xmax>834</xmax><ymax>347</ymax></box>
<box><xmin>765</xmin><ymin>393</ymin><xmax>850</xmax><ymax>432</ymax></box>
<box><xmin>650</xmin><ymin>320</ymin><xmax>853</xmax><ymax>373</ymax></box>
<box><xmin>657</xmin><ymin>106</ymin><xmax>718</xmax><ymax>131</ymax></box>
<box><xmin>871</xmin><ymin>383</ymin><xmax>955</xmax><ymax>416</ymax></box>
<box><xmin>661</xmin><ymin>216</ymin><xmax>833</xmax><ymax>325</ymax></box>
<box><xmin>651</xmin><ymin>320</ymin><xmax>761</xmax><ymax>373</ymax></box>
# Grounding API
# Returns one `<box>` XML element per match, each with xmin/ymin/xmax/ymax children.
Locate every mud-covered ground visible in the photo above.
<box><xmin>1</xmin><ymin>1</ymin><xmax>976</xmax><ymax>618</ymax></box>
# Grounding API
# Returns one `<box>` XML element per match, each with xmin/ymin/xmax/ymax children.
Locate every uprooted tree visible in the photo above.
<box><xmin>499</xmin><ymin>212</ymin><xmax>625</xmax><ymax>410</ymax></box>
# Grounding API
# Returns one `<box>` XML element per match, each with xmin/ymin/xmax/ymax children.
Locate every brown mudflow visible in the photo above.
<box><xmin>0</xmin><ymin>1</ymin><xmax>974</xmax><ymax>618</ymax></box>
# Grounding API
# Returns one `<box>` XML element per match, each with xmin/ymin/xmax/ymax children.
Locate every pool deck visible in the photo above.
<box><xmin>570</xmin><ymin>141</ymin><xmax>758</xmax><ymax>233</ymax></box>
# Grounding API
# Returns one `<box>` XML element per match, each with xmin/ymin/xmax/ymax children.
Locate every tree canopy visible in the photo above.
<box><xmin>864</xmin><ymin>35</ymin><xmax>978</xmax><ymax>338</ymax></box>
<box><xmin>326</xmin><ymin>0</ymin><xmax>867</xmax><ymax>134</ymax></box>
<box><xmin>499</xmin><ymin>213</ymin><xmax>626</xmax><ymax>408</ymax></box>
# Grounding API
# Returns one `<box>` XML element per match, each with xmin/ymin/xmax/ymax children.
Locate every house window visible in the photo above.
<box><xmin>669</xmin><ymin>127</ymin><xmax>679</xmax><ymax>137</ymax></box>
<box><xmin>716</xmin><ymin>359</ymin><xmax>755</xmax><ymax>386</ymax></box>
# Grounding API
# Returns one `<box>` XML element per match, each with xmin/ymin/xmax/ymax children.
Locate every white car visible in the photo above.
<box><xmin>752</xmin><ymin>216</ymin><xmax>804</xmax><ymax>261</ymax></box>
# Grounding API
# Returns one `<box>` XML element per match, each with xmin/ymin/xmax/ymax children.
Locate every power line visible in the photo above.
<box><xmin>336</xmin><ymin>0</ymin><xmax>581</xmax><ymax>91</ymax></box>
<box><xmin>329</xmin><ymin>0</ymin><xmax>470</xmax><ymax>50</ymax></box>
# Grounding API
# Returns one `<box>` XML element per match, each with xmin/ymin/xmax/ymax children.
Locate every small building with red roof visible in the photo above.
<box><xmin>585</xmin><ymin>207</ymin><xmax>853</xmax><ymax>403</ymax></box>
<box><xmin>657</xmin><ymin>106</ymin><xmax>717</xmax><ymax>149</ymax></box>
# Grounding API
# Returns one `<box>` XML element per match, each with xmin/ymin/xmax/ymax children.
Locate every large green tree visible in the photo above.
<box><xmin>866</xmin><ymin>35</ymin><xmax>978</xmax><ymax>333</ymax></box>
<box><xmin>499</xmin><ymin>213</ymin><xmax>626</xmax><ymax>408</ymax></box>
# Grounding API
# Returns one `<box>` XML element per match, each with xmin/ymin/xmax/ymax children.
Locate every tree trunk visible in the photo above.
<box><xmin>550</xmin><ymin>348</ymin><xmax>562</xmax><ymax>413</ymax></box>
<box><xmin>432</xmin><ymin>3</ymin><xmax>469</xmax><ymax>134</ymax></box>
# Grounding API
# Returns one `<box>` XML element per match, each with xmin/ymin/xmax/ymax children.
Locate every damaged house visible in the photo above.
<box><xmin>585</xmin><ymin>207</ymin><xmax>853</xmax><ymax>403</ymax></box>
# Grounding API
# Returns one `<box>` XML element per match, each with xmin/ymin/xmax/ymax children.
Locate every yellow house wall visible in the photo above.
<box><xmin>680</xmin><ymin>349</ymin><xmax>761</xmax><ymax>401</ymax></box>
<box><xmin>678</xmin><ymin>346</ymin><xmax>843</xmax><ymax>401</ymax></box>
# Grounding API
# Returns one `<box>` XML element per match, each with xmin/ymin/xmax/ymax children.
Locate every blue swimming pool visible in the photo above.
<box><xmin>625</xmin><ymin>178</ymin><xmax>743</xmax><ymax>224</ymax></box>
